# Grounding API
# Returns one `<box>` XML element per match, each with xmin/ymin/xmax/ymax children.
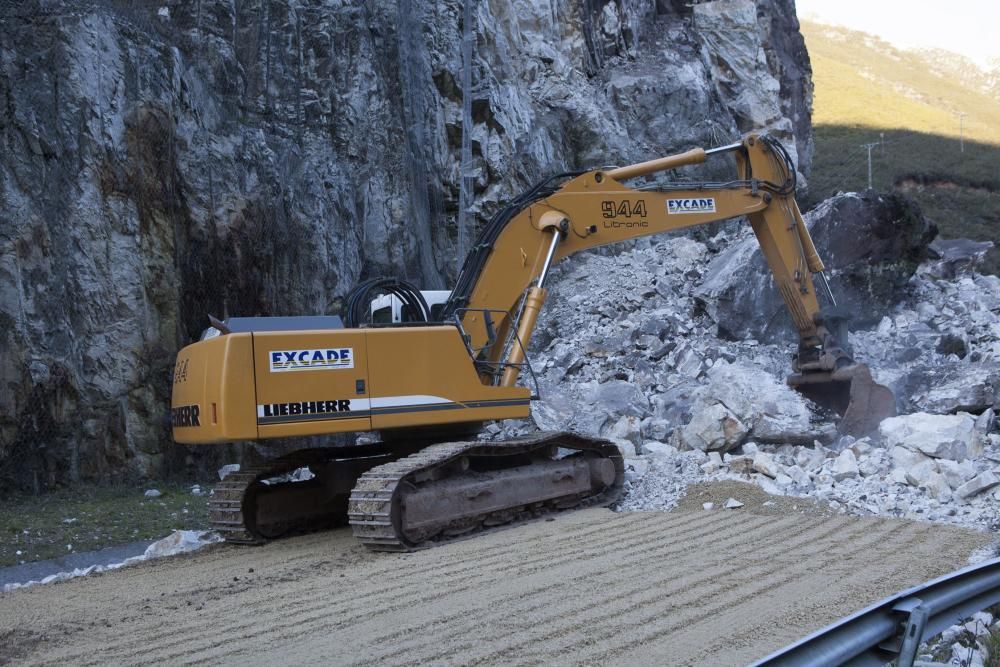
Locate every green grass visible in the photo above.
<box><xmin>986</xmin><ymin>627</ymin><xmax>1000</xmax><ymax>667</ymax></box>
<box><xmin>807</xmin><ymin>126</ymin><xmax>1000</xmax><ymax>272</ymax></box>
<box><xmin>801</xmin><ymin>21</ymin><xmax>1000</xmax><ymax>273</ymax></box>
<box><xmin>0</xmin><ymin>483</ymin><xmax>211</xmax><ymax>568</ymax></box>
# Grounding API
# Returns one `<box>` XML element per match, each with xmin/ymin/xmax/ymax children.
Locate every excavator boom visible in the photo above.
<box><xmin>439</xmin><ymin>133</ymin><xmax>893</xmax><ymax>434</ymax></box>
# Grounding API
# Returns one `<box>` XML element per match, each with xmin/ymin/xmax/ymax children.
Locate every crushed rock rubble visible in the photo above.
<box><xmin>916</xmin><ymin>610</ymin><xmax>999</xmax><ymax>667</ymax></box>
<box><xmin>504</xmin><ymin>228</ymin><xmax>1000</xmax><ymax>539</ymax></box>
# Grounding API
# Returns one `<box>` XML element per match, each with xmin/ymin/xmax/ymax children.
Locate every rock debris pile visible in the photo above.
<box><xmin>920</xmin><ymin>610</ymin><xmax>999</xmax><ymax>667</ymax></box>
<box><xmin>520</xmin><ymin>195</ymin><xmax>1000</xmax><ymax>537</ymax></box>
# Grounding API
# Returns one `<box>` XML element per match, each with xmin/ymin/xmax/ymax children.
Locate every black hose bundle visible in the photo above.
<box><xmin>758</xmin><ymin>133</ymin><xmax>797</xmax><ymax>195</ymax></box>
<box><xmin>639</xmin><ymin>133</ymin><xmax>798</xmax><ymax>197</ymax></box>
<box><xmin>343</xmin><ymin>171</ymin><xmax>584</xmax><ymax>328</ymax></box>
<box><xmin>343</xmin><ymin>277</ymin><xmax>432</xmax><ymax>328</ymax></box>
<box><xmin>441</xmin><ymin>170</ymin><xmax>585</xmax><ymax>319</ymax></box>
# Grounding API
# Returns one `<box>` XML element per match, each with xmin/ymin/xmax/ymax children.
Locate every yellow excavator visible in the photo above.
<box><xmin>171</xmin><ymin>133</ymin><xmax>895</xmax><ymax>550</ymax></box>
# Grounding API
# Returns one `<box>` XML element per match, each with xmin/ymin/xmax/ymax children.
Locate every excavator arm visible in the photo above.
<box><xmin>452</xmin><ymin>133</ymin><xmax>894</xmax><ymax>435</ymax></box>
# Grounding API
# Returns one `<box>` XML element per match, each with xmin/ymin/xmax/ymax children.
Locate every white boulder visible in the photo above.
<box><xmin>218</xmin><ymin>464</ymin><xmax>241</xmax><ymax>481</ymax></box>
<box><xmin>955</xmin><ymin>471</ymin><xmax>1000</xmax><ymax>500</ymax></box>
<box><xmin>604</xmin><ymin>415</ymin><xmax>643</xmax><ymax>446</ymax></box>
<box><xmin>935</xmin><ymin>459</ymin><xmax>977</xmax><ymax>490</ymax></box>
<box><xmin>890</xmin><ymin>445</ymin><xmax>929</xmax><ymax>470</ymax></box>
<box><xmin>676</xmin><ymin>401</ymin><xmax>747</xmax><ymax>452</ymax></box>
<box><xmin>904</xmin><ymin>459</ymin><xmax>940</xmax><ymax>488</ymax></box>
<box><xmin>614</xmin><ymin>439</ymin><xmax>637</xmax><ymax>459</ymax></box>
<box><xmin>832</xmin><ymin>450</ymin><xmax>859</xmax><ymax>482</ymax></box>
<box><xmin>643</xmin><ymin>441</ymin><xmax>678</xmax><ymax>459</ymax></box>
<box><xmin>887</xmin><ymin>468</ymin><xmax>909</xmax><ymax>485</ymax></box>
<box><xmin>795</xmin><ymin>446</ymin><xmax>826</xmax><ymax>472</ymax></box>
<box><xmin>879</xmin><ymin>412</ymin><xmax>984</xmax><ymax>461</ymax></box>
<box><xmin>625</xmin><ymin>458</ymin><xmax>650</xmax><ymax>484</ymax></box>
<box><xmin>752</xmin><ymin>452</ymin><xmax>782</xmax><ymax>479</ymax></box>
<box><xmin>786</xmin><ymin>464</ymin><xmax>812</xmax><ymax>487</ymax></box>
<box><xmin>695</xmin><ymin>361</ymin><xmax>827</xmax><ymax>444</ymax></box>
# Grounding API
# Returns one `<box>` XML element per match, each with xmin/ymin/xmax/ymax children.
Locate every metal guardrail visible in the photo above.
<box><xmin>753</xmin><ymin>556</ymin><xmax>1000</xmax><ymax>667</ymax></box>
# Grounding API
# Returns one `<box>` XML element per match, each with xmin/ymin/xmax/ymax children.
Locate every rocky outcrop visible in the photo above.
<box><xmin>693</xmin><ymin>0</ymin><xmax>813</xmax><ymax>177</ymax></box>
<box><xmin>0</xmin><ymin>0</ymin><xmax>813</xmax><ymax>491</ymax></box>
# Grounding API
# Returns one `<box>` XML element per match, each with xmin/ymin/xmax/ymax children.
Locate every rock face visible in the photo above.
<box><xmin>696</xmin><ymin>191</ymin><xmax>937</xmax><ymax>342</ymax></box>
<box><xmin>0</xmin><ymin>0</ymin><xmax>814</xmax><ymax>490</ymax></box>
<box><xmin>692</xmin><ymin>0</ymin><xmax>813</xmax><ymax>178</ymax></box>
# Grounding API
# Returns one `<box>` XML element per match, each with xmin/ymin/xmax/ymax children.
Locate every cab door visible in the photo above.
<box><xmin>252</xmin><ymin>330</ymin><xmax>371</xmax><ymax>438</ymax></box>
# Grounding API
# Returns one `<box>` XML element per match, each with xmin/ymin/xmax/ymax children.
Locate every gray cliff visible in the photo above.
<box><xmin>0</xmin><ymin>0</ymin><xmax>812</xmax><ymax>491</ymax></box>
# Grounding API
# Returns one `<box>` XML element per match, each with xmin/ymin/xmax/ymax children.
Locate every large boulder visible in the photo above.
<box><xmin>696</xmin><ymin>191</ymin><xmax>937</xmax><ymax>343</ymax></box>
<box><xmin>676</xmin><ymin>361</ymin><xmax>834</xmax><ymax>446</ymax></box>
<box><xmin>908</xmin><ymin>366</ymin><xmax>1000</xmax><ymax>414</ymax></box>
<box><xmin>879</xmin><ymin>412</ymin><xmax>985</xmax><ymax>461</ymax></box>
<box><xmin>675</xmin><ymin>401</ymin><xmax>748</xmax><ymax>452</ymax></box>
<box><xmin>922</xmin><ymin>238</ymin><xmax>994</xmax><ymax>280</ymax></box>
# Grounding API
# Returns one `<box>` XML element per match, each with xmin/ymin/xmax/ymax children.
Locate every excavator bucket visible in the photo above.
<box><xmin>787</xmin><ymin>364</ymin><xmax>896</xmax><ymax>437</ymax></box>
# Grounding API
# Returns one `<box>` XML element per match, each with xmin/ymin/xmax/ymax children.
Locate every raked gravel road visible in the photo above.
<box><xmin>0</xmin><ymin>484</ymin><xmax>991</xmax><ymax>666</ymax></box>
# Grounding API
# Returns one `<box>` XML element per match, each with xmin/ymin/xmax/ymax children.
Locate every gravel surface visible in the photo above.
<box><xmin>0</xmin><ymin>494</ymin><xmax>990</xmax><ymax>666</ymax></box>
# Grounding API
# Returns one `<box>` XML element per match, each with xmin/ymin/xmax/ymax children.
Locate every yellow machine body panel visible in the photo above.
<box><xmin>171</xmin><ymin>333</ymin><xmax>257</xmax><ymax>443</ymax></box>
<box><xmin>366</xmin><ymin>327</ymin><xmax>530</xmax><ymax>430</ymax></box>
<box><xmin>253</xmin><ymin>330</ymin><xmax>373</xmax><ymax>439</ymax></box>
<box><xmin>171</xmin><ymin>326</ymin><xmax>530</xmax><ymax>443</ymax></box>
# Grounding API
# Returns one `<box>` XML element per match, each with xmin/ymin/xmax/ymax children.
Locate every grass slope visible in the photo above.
<box><xmin>802</xmin><ymin>21</ymin><xmax>1000</xmax><ymax>143</ymax></box>
<box><xmin>800</xmin><ymin>21</ymin><xmax>1000</xmax><ymax>271</ymax></box>
<box><xmin>0</xmin><ymin>483</ymin><xmax>210</xmax><ymax>567</ymax></box>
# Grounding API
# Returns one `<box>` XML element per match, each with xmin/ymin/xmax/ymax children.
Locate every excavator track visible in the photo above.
<box><xmin>348</xmin><ymin>432</ymin><xmax>624</xmax><ymax>551</ymax></box>
<box><xmin>209</xmin><ymin>446</ymin><xmax>404</xmax><ymax>545</ymax></box>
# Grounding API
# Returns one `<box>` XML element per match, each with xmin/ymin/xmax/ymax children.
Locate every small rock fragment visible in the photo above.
<box><xmin>832</xmin><ymin>450</ymin><xmax>859</xmax><ymax>482</ymax></box>
<box><xmin>752</xmin><ymin>452</ymin><xmax>781</xmax><ymax>479</ymax></box>
<box><xmin>955</xmin><ymin>471</ymin><xmax>1000</xmax><ymax>500</ymax></box>
<box><xmin>724</xmin><ymin>498</ymin><xmax>744</xmax><ymax>509</ymax></box>
<box><xmin>218</xmin><ymin>464</ymin><xmax>241</xmax><ymax>481</ymax></box>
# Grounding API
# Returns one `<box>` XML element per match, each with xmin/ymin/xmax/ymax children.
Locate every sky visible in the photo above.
<box><xmin>796</xmin><ymin>0</ymin><xmax>1000</xmax><ymax>68</ymax></box>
